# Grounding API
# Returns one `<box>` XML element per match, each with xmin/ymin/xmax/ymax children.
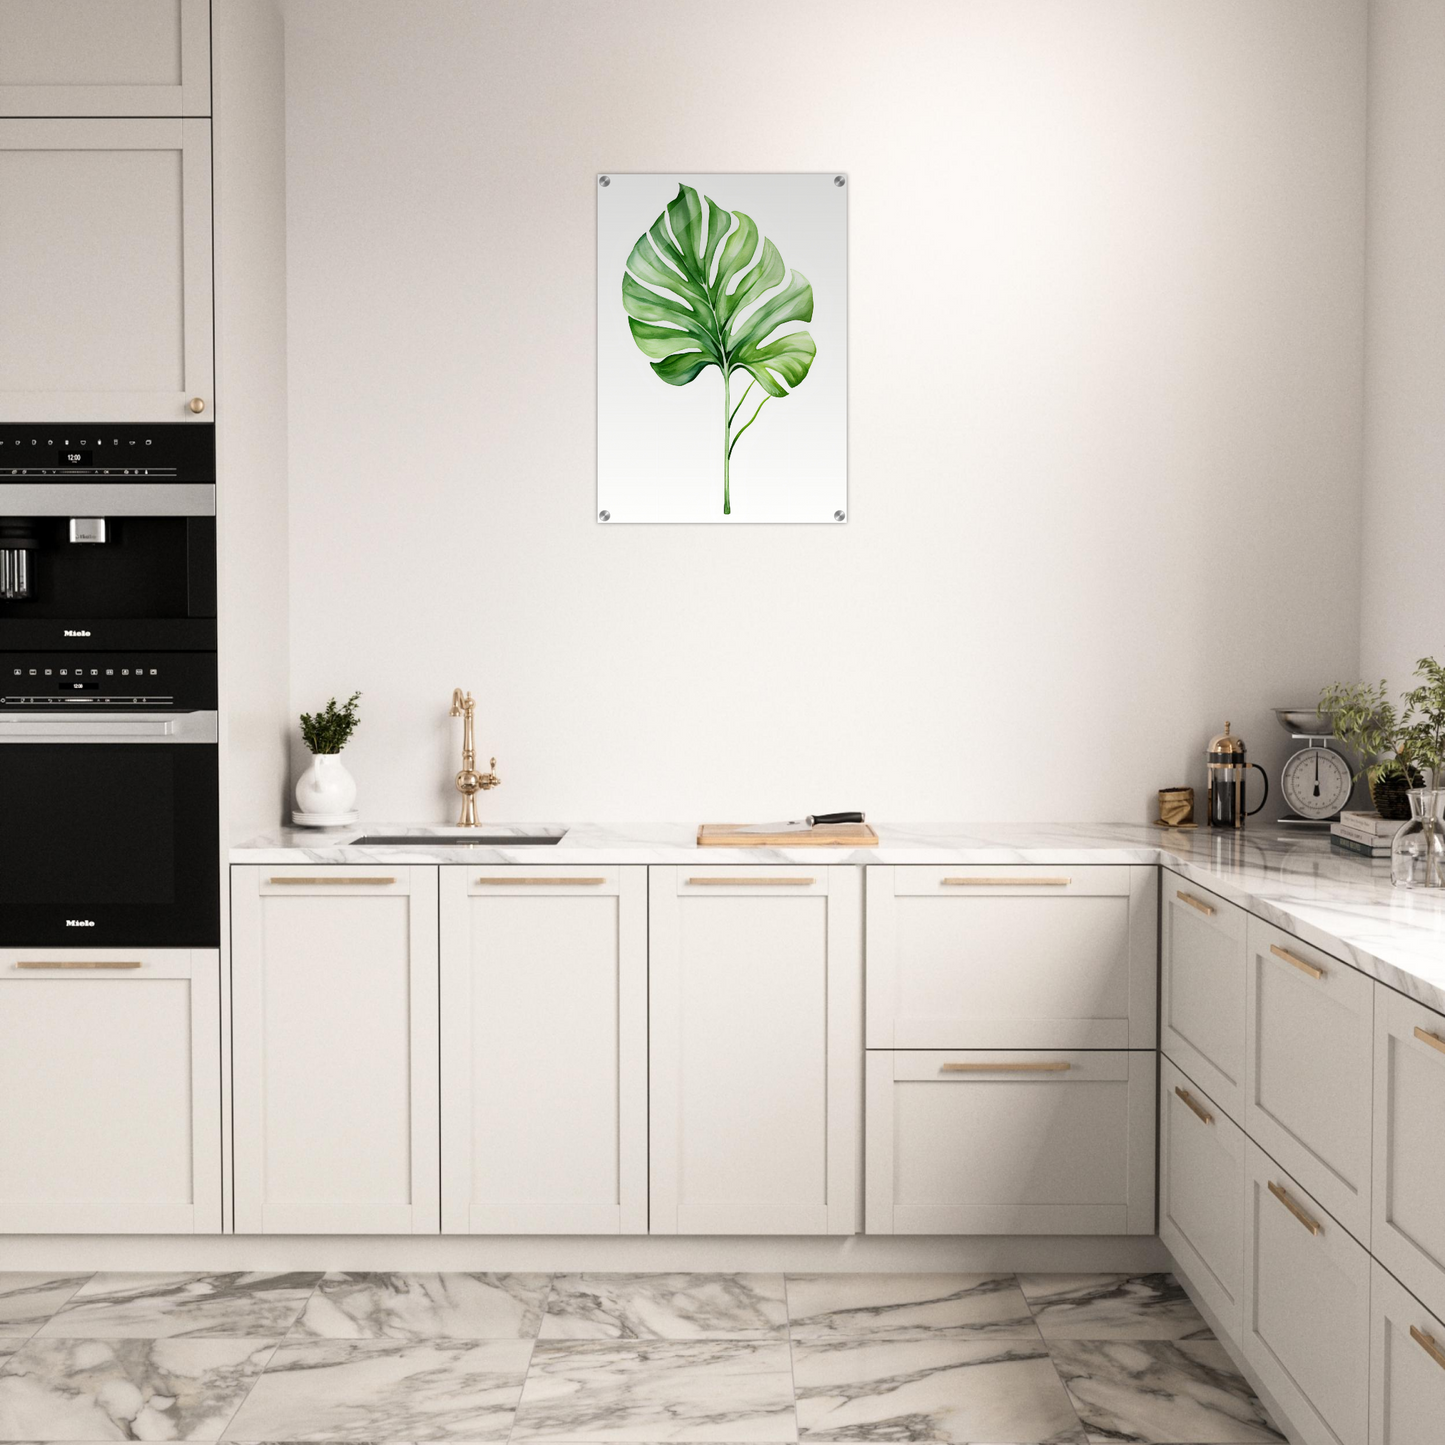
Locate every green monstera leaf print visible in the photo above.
<box><xmin>622</xmin><ymin>184</ymin><xmax>816</xmax><ymax>515</ymax></box>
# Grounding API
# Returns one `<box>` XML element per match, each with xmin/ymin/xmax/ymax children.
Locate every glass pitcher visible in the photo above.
<box><xmin>1390</xmin><ymin>788</ymin><xmax>1445</xmax><ymax>889</ymax></box>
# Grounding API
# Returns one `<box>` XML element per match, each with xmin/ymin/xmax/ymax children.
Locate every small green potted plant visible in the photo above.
<box><xmin>1392</xmin><ymin>659</ymin><xmax>1445</xmax><ymax>889</ymax></box>
<box><xmin>1318</xmin><ymin>678</ymin><xmax>1421</xmax><ymax>819</ymax></box>
<box><xmin>294</xmin><ymin>691</ymin><xmax>362</xmax><ymax>823</ymax></box>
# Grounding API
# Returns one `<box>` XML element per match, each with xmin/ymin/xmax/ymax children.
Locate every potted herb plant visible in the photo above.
<box><xmin>294</xmin><ymin>691</ymin><xmax>362</xmax><ymax>822</ymax></box>
<box><xmin>1318</xmin><ymin>678</ymin><xmax>1421</xmax><ymax>820</ymax></box>
<box><xmin>1392</xmin><ymin>658</ymin><xmax>1445</xmax><ymax>888</ymax></box>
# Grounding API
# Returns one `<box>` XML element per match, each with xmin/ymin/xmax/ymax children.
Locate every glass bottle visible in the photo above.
<box><xmin>1390</xmin><ymin>788</ymin><xmax>1445</xmax><ymax>889</ymax></box>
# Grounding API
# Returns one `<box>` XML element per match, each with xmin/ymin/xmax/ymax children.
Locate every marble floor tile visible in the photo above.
<box><xmin>1049</xmin><ymin>1339</ymin><xmax>1284</xmax><ymax>1443</ymax></box>
<box><xmin>512</xmin><ymin>1339</ymin><xmax>797</xmax><ymax>1441</ymax></box>
<box><xmin>1018</xmin><ymin>1275</ymin><xmax>1212</xmax><ymax>1341</ymax></box>
<box><xmin>290</xmin><ymin>1272</ymin><xmax>550</xmax><ymax>1341</ymax></box>
<box><xmin>540</xmin><ymin>1276</ymin><xmax>787</xmax><ymax>1341</ymax></box>
<box><xmin>221</xmin><ymin>1338</ymin><xmax>533</xmax><ymax>1442</ymax></box>
<box><xmin>37</xmin><ymin>1274</ymin><xmax>323</xmax><ymax>1340</ymax></box>
<box><xmin>791</xmin><ymin>1335</ymin><xmax>1085</xmax><ymax>1444</ymax></box>
<box><xmin>0</xmin><ymin>1336</ymin><xmax>277</xmax><ymax>1441</ymax></box>
<box><xmin>786</xmin><ymin>1274</ymin><xmax>1038</xmax><ymax>1340</ymax></box>
<box><xmin>0</xmin><ymin>1279</ymin><xmax>91</xmax><ymax>1336</ymax></box>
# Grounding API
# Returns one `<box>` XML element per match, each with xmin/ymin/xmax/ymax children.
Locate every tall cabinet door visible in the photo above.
<box><xmin>440</xmin><ymin>866</ymin><xmax>647</xmax><ymax>1234</ymax></box>
<box><xmin>649</xmin><ymin>865</ymin><xmax>862</xmax><ymax>1235</ymax></box>
<box><xmin>231</xmin><ymin>867</ymin><xmax>440</xmax><ymax>1234</ymax></box>
<box><xmin>0</xmin><ymin>118</ymin><xmax>213</xmax><ymax>421</ymax></box>
<box><xmin>0</xmin><ymin>948</ymin><xmax>220</xmax><ymax>1233</ymax></box>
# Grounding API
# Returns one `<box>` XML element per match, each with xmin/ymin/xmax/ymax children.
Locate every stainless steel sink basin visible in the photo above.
<box><xmin>354</xmin><ymin>829</ymin><xmax>566</xmax><ymax>846</ymax></box>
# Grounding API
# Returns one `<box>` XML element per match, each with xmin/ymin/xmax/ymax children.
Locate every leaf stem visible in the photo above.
<box><xmin>727</xmin><ymin>392</ymin><xmax>770</xmax><ymax>459</ymax></box>
<box><xmin>728</xmin><ymin>378</ymin><xmax>755</xmax><ymax>429</ymax></box>
<box><xmin>723</xmin><ymin>368</ymin><xmax>731</xmax><ymax>515</ymax></box>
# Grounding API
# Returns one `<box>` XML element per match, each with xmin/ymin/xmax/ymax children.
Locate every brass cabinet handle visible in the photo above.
<box><xmin>1410</xmin><ymin>1325</ymin><xmax>1445</xmax><ymax>1371</ymax></box>
<box><xmin>188</xmin><ymin>397</ymin><xmax>206</xmax><ymax>413</ymax></box>
<box><xmin>1269</xmin><ymin>943</ymin><xmax>1325</xmax><ymax>980</ymax></box>
<box><xmin>1175</xmin><ymin>1086</ymin><xmax>1214</xmax><ymax>1124</ymax></box>
<box><xmin>941</xmin><ymin>1061</ymin><xmax>1071</xmax><ymax>1073</ymax></box>
<box><xmin>474</xmin><ymin>877</ymin><xmax>606</xmax><ymax>886</ymax></box>
<box><xmin>15</xmin><ymin>960</ymin><xmax>142</xmax><ymax>970</ymax></box>
<box><xmin>267</xmin><ymin>876</ymin><xmax>396</xmax><ymax>886</ymax></box>
<box><xmin>1268</xmin><ymin>1180</ymin><xmax>1322</xmax><ymax>1236</ymax></box>
<box><xmin>942</xmin><ymin>876</ymin><xmax>1071</xmax><ymax>887</ymax></box>
<box><xmin>1176</xmin><ymin>890</ymin><xmax>1216</xmax><ymax>916</ymax></box>
<box><xmin>684</xmin><ymin>876</ymin><xmax>815</xmax><ymax>886</ymax></box>
<box><xmin>1413</xmin><ymin>1026</ymin><xmax>1445</xmax><ymax>1056</ymax></box>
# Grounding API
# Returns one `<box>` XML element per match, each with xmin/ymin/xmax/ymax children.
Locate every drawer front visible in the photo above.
<box><xmin>866</xmin><ymin>866</ymin><xmax>1157</xmax><ymax>1049</ymax></box>
<box><xmin>865</xmin><ymin>1049</ymin><xmax>1155</xmax><ymax>1236</ymax></box>
<box><xmin>1242</xmin><ymin>1140</ymin><xmax>1370</xmax><ymax>1445</ymax></box>
<box><xmin>1245</xmin><ymin>917</ymin><xmax>1374</xmax><ymax>1243</ymax></box>
<box><xmin>1373</xmin><ymin>986</ymin><xmax>1445</xmax><ymax>1322</ymax></box>
<box><xmin>1371</xmin><ymin>1259</ymin><xmax>1445</xmax><ymax>1445</ymax></box>
<box><xmin>1162</xmin><ymin>870</ymin><xmax>1248</xmax><ymax>1120</ymax></box>
<box><xmin>1159</xmin><ymin>1057</ymin><xmax>1245</xmax><ymax>1340</ymax></box>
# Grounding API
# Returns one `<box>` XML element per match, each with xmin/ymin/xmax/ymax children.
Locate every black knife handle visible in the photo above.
<box><xmin>808</xmin><ymin>811</ymin><xmax>864</xmax><ymax>826</ymax></box>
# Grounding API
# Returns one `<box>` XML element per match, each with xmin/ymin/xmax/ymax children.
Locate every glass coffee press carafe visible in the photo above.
<box><xmin>1207</xmin><ymin>721</ymin><xmax>1269</xmax><ymax>829</ymax></box>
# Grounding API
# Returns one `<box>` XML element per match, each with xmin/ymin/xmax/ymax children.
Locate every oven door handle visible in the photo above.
<box><xmin>0</xmin><ymin>710</ymin><xmax>217</xmax><ymax>743</ymax></box>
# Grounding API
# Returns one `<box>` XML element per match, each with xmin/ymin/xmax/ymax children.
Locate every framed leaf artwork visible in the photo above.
<box><xmin>597</xmin><ymin>172</ymin><xmax>848</xmax><ymax>524</ymax></box>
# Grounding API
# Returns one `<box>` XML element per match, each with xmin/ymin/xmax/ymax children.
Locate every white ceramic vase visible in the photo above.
<box><xmin>294</xmin><ymin>752</ymin><xmax>358</xmax><ymax>816</ymax></box>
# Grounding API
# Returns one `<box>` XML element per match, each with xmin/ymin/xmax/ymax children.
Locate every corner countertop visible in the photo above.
<box><xmin>232</xmin><ymin>821</ymin><xmax>1445</xmax><ymax>1016</ymax></box>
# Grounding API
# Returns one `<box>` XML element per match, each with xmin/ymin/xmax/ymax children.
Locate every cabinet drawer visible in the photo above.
<box><xmin>1159</xmin><ymin>1057</ymin><xmax>1245</xmax><ymax>1340</ymax></box>
<box><xmin>1242</xmin><ymin>1140</ymin><xmax>1370</xmax><ymax>1445</ymax></box>
<box><xmin>1245</xmin><ymin>917</ymin><xmax>1373</xmax><ymax>1243</ymax></box>
<box><xmin>1371</xmin><ymin>1259</ymin><xmax>1445</xmax><ymax>1445</ymax></box>
<box><xmin>865</xmin><ymin>1050</ymin><xmax>1155</xmax><ymax>1235</ymax></box>
<box><xmin>1373</xmin><ymin>987</ymin><xmax>1445</xmax><ymax>1322</ymax></box>
<box><xmin>1162</xmin><ymin>870</ymin><xmax>1247</xmax><ymax>1120</ymax></box>
<box><xmin>866</xmin><ymin>866</ymin><xmax>1157</xmax><ymax>1049</ymax></box>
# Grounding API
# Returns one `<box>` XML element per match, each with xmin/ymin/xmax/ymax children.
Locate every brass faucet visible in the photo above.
<box><xmin>448</xmin><ymin>688</ymin><xmax>499</xmax><ymax>827</ymax></box>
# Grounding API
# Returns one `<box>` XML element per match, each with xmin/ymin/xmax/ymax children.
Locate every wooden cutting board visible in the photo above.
<box><xmin>697</xmin><ymin>822</ymin><xmax>879</xmax><ymax>847</ymax></box>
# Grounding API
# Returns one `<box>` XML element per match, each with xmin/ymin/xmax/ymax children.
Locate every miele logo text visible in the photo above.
<box><xmin>65</xmin><ymin>919</ymin><xmax>95</xmax><ymax>928</ymax></box>
<box><xmin>63</xmin><ymin>629</ymin><xmax>91</xmax><ymax>637</ymax></box>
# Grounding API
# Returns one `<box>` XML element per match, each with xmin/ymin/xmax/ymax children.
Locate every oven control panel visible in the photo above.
<box><xmin>0</xmin><ymin>423</ymin><xmax>215</xmax><ymax>481</ymax></box>
<box><xmin>1</xmin><ymin>652</ymin><xmax>217</xmax><ymax>709</ymax></box>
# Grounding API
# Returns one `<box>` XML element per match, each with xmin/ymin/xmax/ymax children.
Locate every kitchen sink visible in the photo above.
<box><xmin>354</xmin><ymin>829</ymin><xmax>567</xmax><ymax>846</ymax></box>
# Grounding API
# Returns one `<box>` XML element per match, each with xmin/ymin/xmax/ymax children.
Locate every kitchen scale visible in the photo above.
<box><xmin>1273</xmin><ymin>707</ymin><xmax>1353</xmax><ymax>827</ymax></box>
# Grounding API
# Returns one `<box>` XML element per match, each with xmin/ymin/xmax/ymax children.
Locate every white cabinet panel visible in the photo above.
<box><xmin>1159</xmin><ymin>1057</ymin><xmax>1245</xmax><ymax>1339</ymax></box>
<box><xmin>0</xmin><ymin>948</ymin><xmax>219</xmax><ymax>1233</ymax></box>
<box><xmin>1371</xmin><ymin>1259</ymin><xmax>1445</xmax><ymax>1445</ymax></box>
<box><xmin>649</xmin><ymin>866</ymin><xmax>861</xmax><ymax>1235</ymax></box>
<box><xmin>0</xmin><ymin>0</ymin><xmax>208</xmax><ymax>117</ymax></box>
<box><xmin>866</xmin><ymin>1049</ymin><xmax>1156</xmax><ymax>1235</ymax></box>
<box><xmin>866</xmin><ymin>866</ymin><xmax>1156</xmax><ymax>1049</ymax></box>
<box><xmin>231</xmin><ymin>867</ymin><xmax>439</xmax><ymax>1235</ymax></box>
<box><xmin>0</xmin><ymin>118</ymin><xmax>212</xmax><ymax>420</ymax></box>
<box><xmin>1242</xmin><ymin>1140</ymin><xmax>1370</xmax><ymax>1445</ymax></box>
<box><xmin>440</xmin><ymin>866</ymin><xmax>647</xmax><ymax>1235</ymax></box>
<box><xmin>1161</xmin><ymin>870</ymin><xmax>1247</xmax><ymax>1120</ymax></box>
<box><xmin>1245</xmin><ymin>917</ymin><xmax>1374</xmax><ymax>1244</ymax></box>
<box><xmin>1372</xmin><ymin>987</ymin><xmax>1445</xmax><ymax>1322</ymax></box>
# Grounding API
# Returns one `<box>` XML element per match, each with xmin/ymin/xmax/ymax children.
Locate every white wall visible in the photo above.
<box><xmin>279</xmin><ymin>0</ymin><xmax>1367</xmax><ymax>824</ymax></box>
<box><xmin>1361</xmin><ymin>0</ymin><xmax>1445</xmax><ymax>697</ymax></box>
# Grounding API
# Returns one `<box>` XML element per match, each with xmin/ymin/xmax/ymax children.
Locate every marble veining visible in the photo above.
<box><xmin>1017</xmin><ymin>1275</ymin><xmax>1211</xmax><ymax>1341</ymax></box>
<box><xmin>291</xmin><ymin>1272</ymin><xmax>548</xmax><ymax>1341</ymax></box>
<box><xmin>0</xmin><ymin>1278</ymin><xmax>92</xmax><ymax>1335</ymax></box>
<box><xmin>786</xmin><ymin>1274</ymin><xmax>1037</xmax><ymax>1340</ymax></box>
<box><xmin>540</xmin><ymin>1276</ymin><xmax>787</xmax><ymax>1341</ymax></box>
<box><xmin>37</xmin><ymin>1274</ymin><xmax>322</xmax><ymax>1341</ymax></box>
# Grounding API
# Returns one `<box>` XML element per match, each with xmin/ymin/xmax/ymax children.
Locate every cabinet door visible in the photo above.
<box><xmin>866</xmin><ymin>1049</ymin><xmax>1156</xmax><ymax>1235</ymax></box>
<box><xmin>1245</xmin><ymin>917</ymin><xmax>1373</xmax><ymax>1243</ymax></box>
<box><xmin>866</xmin><ymin>865</ymin><xmax>1156</xmax><ymax>1049</ymax></box>
<box><xmin>1371</xmin><ymin>1259</ymin><xmax>1445</xmax><ymax>1445</ymax></box>
<box><xmin>0</xmin><ymin>118</ymin><xmax>213</xmax><ymax>421</ymax></box>
<box><xmin>1242</xmin><ymin>1140</ymin><xmax>1370</xmax><ymax>1445</ymax></box>
<box><xmin>231</xmin><ymin>867</ymin><xmax>439</xmax><ymax>1234</ymax></box>
<box><xmin>0</xmin><ymin>0</ymin><xmax>209</xmax><ymax>117</ymax></box>
<box><xmin>1161</xmin><ymin>870</ymin><xmax>1247</xmax><ymax>1120</ymax></box>
<box><xmin>440</xmin><ymin>866</ymin><xmax>647</xmax><ymax>1234</ymax></box>
<box><xmin>1159</xmin><ymin>1057</ymin><xmax>1245</xmax><ymax>1339</ymax></box>
<box><xmin>649</xmin><ymin>866</ymin><xmax>861</xmax><ymax>1235</ymax></box>
<box><xmin>0</xmin><ymin>948</ymin><xmax>219</xmax><ymax>1233</ymax></box>
<box><xmin>1373</xmin><ymin>987</ymin><xmax>1445</xmax><ymax>1322</ymax></box>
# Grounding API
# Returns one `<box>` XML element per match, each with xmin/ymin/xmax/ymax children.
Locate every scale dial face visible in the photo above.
<box><xmin>1281</xmin><ymin>746</ymin><xmax>1353</xmax><ymax>820</ymax></box>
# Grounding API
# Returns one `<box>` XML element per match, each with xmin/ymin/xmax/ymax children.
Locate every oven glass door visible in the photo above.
<box><xmin>0</xmin><ymin>713</ymin><xmax>218</xmax><ymax>946</ymax></box>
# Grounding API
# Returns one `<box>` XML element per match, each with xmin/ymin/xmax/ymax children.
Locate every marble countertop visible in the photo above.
<box><xmin>233</xmin><ymin>820</ymin><xmax>1445</xmax><ymax>1016</ymax></box>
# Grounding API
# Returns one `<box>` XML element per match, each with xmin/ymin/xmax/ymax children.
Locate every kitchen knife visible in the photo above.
<box><xmin>724</xmin><ymin>811</ymin><xmax>865</xmax><ymax>835</ymax></box>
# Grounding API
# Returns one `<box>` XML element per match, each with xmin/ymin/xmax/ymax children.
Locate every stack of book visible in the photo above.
<box><xmin>1330</xmin><ymin>811</ymin><xmax>1406</xmax><ymax>858</ymax></box>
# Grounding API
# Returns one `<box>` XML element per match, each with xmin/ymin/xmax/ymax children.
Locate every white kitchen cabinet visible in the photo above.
<box><xmin>866</xmin><ymin>1049</ymin><xmax>1156</xmax><ymax>1235</ymax></box>
<box><xmin>0</xmin><ymin>948</ymin><xmax>220</xmax><ymax>1233</ymax></box>
<box><xmin>0</xmin><ymin>118</ymin><xmax>213</xmax><ymax>422</ymax></box>
<box><xmin>1159</xmin><ymin>1056</ymin><xmax>1245</xmax><ymax>1339</ymax></box>
<box><xmin>1161</xmin><ymin>869</ymin><xmax>1247</xmax><ymax>1120</ymax></box>
<box><xmin>1371</xmin><ymin>1259</ymin><xmax>1445</xmax><ymax>1445</ymax></box>
<box><xmin>1245</xmin><ymin>916</ymin><xmax>1374</xmax><ymax>1244</ymax></box>
<box><xmin>866</xmin><ymin>865</ymin><xmax>1156</xmax><ymax>1049</ymax></box>
<box><xmin>648</xmin><ymin>866</ymin><xmax>861</xmax><ymax>1235</ymax></box>
<box><xmin>1372</xmin><ymin>986</ymin><xmax>1445</xmax><ymax>1323</ymax></box>
<box><xmin>230</xmin><ymin>867</ymin><xmax>440</xmax><ymax>1234</ymax></box>
<box><xmin>0</xmin><ymin>0</ymin><xmax>209</xmax><ymax>117</ymax></box>
<box><xmin>1242</xmin><ymin>1140</ymin><xmax>1371</xmax><ymax>1445</ymax></box>
<box><xmin>439</xmin><ymin>866</ymin><xmax>647</xmax><ymax>1234</ymax></box>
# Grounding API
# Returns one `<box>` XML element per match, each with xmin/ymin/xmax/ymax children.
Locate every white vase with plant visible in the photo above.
<box><xmin>294</xmin><ymin>691</ymin><xmax>362</xmax><ymax>823</ymax></box>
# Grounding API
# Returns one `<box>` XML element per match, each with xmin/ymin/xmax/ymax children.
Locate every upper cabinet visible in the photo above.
<box><xmin>0</xmin><ymin>118</ymin><xmax>213</xmax><ymax>422</ymax></box>
<box><xmin>0</xmin><ymin>0</ymin><xmax>210</xmax><ymax>117</ymax></box>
